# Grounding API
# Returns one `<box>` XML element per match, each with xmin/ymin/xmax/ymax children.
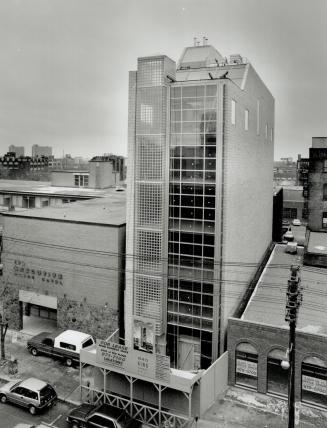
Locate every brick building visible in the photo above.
<box><xmin>126</xmin><ymin>41</ymin><xmax>274</xmax><ymax>369</ymax></box>
<box><xmin>0</xmin><ymin>189</ymin><xmax>126</xmax><ymax>339</ymax></box>
<box><xmin>228</xmin><ymin>245</ymin><xmax>327</xmax><ymax>408</ymax></box>
<box><xmin>282</xmin><ymin>185</ymin><xmax>305</xmax><ymax>221</ymax></box>
<box><xmin>307</xmin><ymin>137</ymin><xmax>327</xmax><ymax>232</ymax></box>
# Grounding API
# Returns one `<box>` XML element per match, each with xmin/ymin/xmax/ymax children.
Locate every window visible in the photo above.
<box><xmin>323</xmin><ymin>212</ymin><xmax>327</xmax><ymax>229</ymax></box>
<box><xmin>235</xmin><ymin>342</ymin><xmax>258</xmax><ymax>390</ymax></box>
<box><xmin>267</xmin><ymin>348</ymin><xmax>288</xmax><ymax>396</ymax></box>
<box><xmin>323</xmin><ymin>184</ymin><xmax>327</xmax><ymax>201</ymax></box>
<box><xmin>74</xmin><ymin>174</ymin><xmax>89</xmax><ymax>188</ymax></box>
<box><xmin>302</xmin><ymin>356</ymin><xmax>327</xmax><ymax>407</ymax></box>
<box><xmin>265</xmin><ymin>124</ymin><xmax>268</xmax><ymax>139</ymax></box>
<box><xmin>244</xmin><ymin>109</ymin><xmax>249</xmax><ymax>131</ymax></box>
<box><xmin>82</xmin><ymin>338</ymin><xmax>94</xmax><ymax>349</ymax></box>
<box><xmin>324</xmin><ymin>160</ymin><xmax>327</xmax><ymax>173</ymax></box>
<box><xmin>283</xmin><ymin>207</ymin><xmax>297</xmax><ymax>219</ymax></box>
<box><xmin>231</xmin><ymin>100</ymin><xmax>236</xmax><ymax>125</ymax></box>
<box><xmin>270</xmin><ymin>127</ymin><xmax>273</xmax><ymax>142</ymax></box>
<box><xmin>256</xmin><ymin>100</ymin><xmax>260</xmax><ymax>135</ymax></box>
<box><xmin>88</xmin><ymin>415</ymin><xmax>115</xmax><ymax>428</ymax></box>
<box><xmin>59</xmin><ymin>342</ymin><xmax>76</xmax><ymax>351</ymax></box>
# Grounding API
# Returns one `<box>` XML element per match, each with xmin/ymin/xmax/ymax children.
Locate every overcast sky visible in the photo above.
<box><xmin>0</xmin><ymin>0</ymin><xmax>326</xmax><ymax>160</ymax></box>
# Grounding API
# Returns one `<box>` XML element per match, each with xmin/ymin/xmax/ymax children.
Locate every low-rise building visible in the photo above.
<box><xmin>227</xmin><ymin>244</ymin><xmax>327</xmax><ymax>409</ymax></box>
<box><xmin>282</xmin><ymin>185</ymin><xmax>305</xmax><ymax>221</ymax></box>
<box><xmin>0</xmin><ymin>189</ymin><xmax>126</xmax><ymax>339</ymax></box>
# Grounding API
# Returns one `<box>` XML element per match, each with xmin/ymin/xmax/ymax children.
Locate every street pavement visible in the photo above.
<box><xmin>0</xmin><ymin>397</ymin><xmax>74</xmax><ymax>428</ymax></box>
<box><xmin>1</xmin><ymin>329</ymin><xmax>327</xmax><ymax>427</ymax></box>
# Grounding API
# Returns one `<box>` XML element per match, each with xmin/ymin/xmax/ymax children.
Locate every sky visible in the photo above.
<box><xmin>0</xmin><ymin>0</ymin><xmax>326</xmax><ymax>160</ymax></box>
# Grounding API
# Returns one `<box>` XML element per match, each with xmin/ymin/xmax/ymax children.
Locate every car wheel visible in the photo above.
<box><xmin>0</xmin><ymin>394</ymin><xmax>7</xmax><ymax>404</ymax></box>
<box><xmin>31</xmin><ymin>347</ymin><xmax>38</xmax><ymax>356</ymax></box>
<box><xmin>66</xmin><ymin>358</ymin><xmax>73</xmax><ymax>367</ymax></box>
<box><xmin>29</xmin><ymin>405</ymin><xmax>36</xmax><ymax>415</ymax></box>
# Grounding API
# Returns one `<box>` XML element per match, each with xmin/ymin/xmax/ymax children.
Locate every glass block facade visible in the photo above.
<box><xmin>131</xmin><ymin>56</ymin><xmax>175</xmax><ymax>336</ymax></box>
<box><xmin>167</xmin><ymin>84</ymin><xmax>218</xmax><ymax>369</ymax></box>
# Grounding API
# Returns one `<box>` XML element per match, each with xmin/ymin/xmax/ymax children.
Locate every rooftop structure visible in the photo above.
<box><xmin>2</xmin><ymin>187</ymin><xmax>126</xmax><ymax>226</ymax></box>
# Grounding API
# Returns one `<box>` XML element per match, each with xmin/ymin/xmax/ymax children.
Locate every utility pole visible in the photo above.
<box><xmin>285</xmin><ymin>265</ymin><xmax>302</xmax><ymax>428</ymax></box>
<box><xmin>0</xmin><ymin>313</ymin><xmax>8</xmax><ymax>360</ymax></box>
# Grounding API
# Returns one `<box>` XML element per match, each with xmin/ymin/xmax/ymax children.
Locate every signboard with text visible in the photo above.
<box><xmin>96</xmin><ymin>340</ymin><xmax>170</xmax><ymax>384</ymax></box>
<box><xmin>236</xmin><ymin>359</ymin><xmax>257</xmax><ymax>377</ymax></box>
<box><xmin>302</xmin><ymin>375</ymin><xmax>327</xmax><ymax>395</ymax></box>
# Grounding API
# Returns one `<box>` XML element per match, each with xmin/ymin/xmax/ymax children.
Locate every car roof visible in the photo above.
<box><xmin>19</xmin><ymin>377</ymin><xmax>47</xmax><ymax>391</ymax></box>
<box><xmin>96</xmin><ymin>403</ymin><xmax>125</xmax><ymax>419</ymax></box>
<box><xmin>55</xmin><ymin>329</ymin><xmax>92</xmax><ymax>345</ymax></box>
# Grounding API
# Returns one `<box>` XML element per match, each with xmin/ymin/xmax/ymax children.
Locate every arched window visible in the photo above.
<box><xmin>323</xmin><ymin>184</ymin><xmax>327</xmax><ymax>201</ymax></box>
<box><xmin>267</xmin><ymin>348</ymin><xmax>288</xmax><ymax>396</ymax></box>
<box><xmin>235</xmin><ymin>342</ymin><xmax>258</xmax><ymax>390</ymax></box>
<box><xmin>302</xmin><ymin>356</ymin><xmax>327</xmax><ymax>407</ymax></box>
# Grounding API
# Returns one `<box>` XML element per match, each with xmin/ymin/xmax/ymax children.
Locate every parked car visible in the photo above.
<box><xmin>66</xmin><ymin>403</ymin><xmax>141</xmax><ymax>428</ymax></box>
<box><xmin>283</xmin><ymin>230</ymin><xmax>294</xmax><ymax>242</ymax></box>
<box><xmin>292</xmin><ymin>218</ymin><xmax>302</xmax><ymax>226</ymax></box>
<box><xmin>0</xmin><ymin>377</ymin><xmax>57</xmax><ymax>415</ymax></box>
<box><xmin>282</xmin><ymin>219</ymin><xmax>290</xmax><ymax>226</ymax></box>
<box><xmin>27</xmin><ymin>329</ymin><xmax>95</xmax><ymax>367</ymax></box>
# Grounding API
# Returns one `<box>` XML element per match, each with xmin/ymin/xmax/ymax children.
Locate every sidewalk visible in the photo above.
<box><xmin>1</xmin><ymin>330</ymin><xmax>327</xmax><ymax>427</ymax></box>
<box><xmin>0</xmin><ymin>329</ymin><xmax>89</xmax><ymax>404</ymax></box>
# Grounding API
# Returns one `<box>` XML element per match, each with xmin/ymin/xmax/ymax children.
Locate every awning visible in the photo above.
<box><xmin>19</xmin><ymin>290</ymin><xmax>57</xmax><ymax>309</ymax></box>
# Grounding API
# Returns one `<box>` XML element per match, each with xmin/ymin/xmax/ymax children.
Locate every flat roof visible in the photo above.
<box><xmin>242</xmin><ymin>244</ymin><xmax>327</xmax><ymax>336</ymax></box>
<box><xmin>0</xmin><ymin>179</ymin><xmax>112</xmax><ymax>198</ymax></box>
<box><xmin>307</xmin><ymin>232</ymin><xmax>327</xmax><ymax>255</ymax></box>
<box><xmin>2</xmin><ymin>187</ymin><xmax>126</xmax><ymax>226</ymax></box>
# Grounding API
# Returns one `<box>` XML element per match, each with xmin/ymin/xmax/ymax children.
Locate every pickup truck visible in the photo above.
<box><xmin>27</xmin><ymin>330</ymin><xmax>95</xmax><ymax>367</ymax></box>
<box><xmin>66</xmin><ymin>403</ymin><xmax>141</xmax><ymax>428</ymax></box>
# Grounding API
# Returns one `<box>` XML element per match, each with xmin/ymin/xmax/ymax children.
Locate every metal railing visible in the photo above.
<box><xmin>80</xmin><ymin>385</ymin><xmax>191</xmax><ymax>428</ymax></box>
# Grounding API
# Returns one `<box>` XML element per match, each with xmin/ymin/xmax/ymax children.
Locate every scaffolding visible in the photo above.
<box><xmin>80</xmin><ymin>347</ymin><xmax>202</xmax><ymax>427</ymax></box>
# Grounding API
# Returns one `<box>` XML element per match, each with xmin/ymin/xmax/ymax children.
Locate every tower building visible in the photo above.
<box><xmin>126</xmin><ymin>42</ymin><xmax>274</xmax><ymax>369</ymax></box>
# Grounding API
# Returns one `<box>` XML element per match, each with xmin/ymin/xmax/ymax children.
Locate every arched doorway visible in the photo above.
<box><xmin>235</xmin><ymin>342</ymin><xmax>258</xmax><ymax>390</ymax></box>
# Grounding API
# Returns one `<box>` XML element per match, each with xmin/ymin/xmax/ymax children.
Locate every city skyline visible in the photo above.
<box><xmin>0</xmin><ymin>0</ymin><xmax>326</xmax><ymax>159</ymax></box>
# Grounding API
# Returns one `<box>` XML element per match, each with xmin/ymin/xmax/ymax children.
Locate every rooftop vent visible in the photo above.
<box><xmin>229</xmin><ymin>54</ymin><xmax>243</xmax><ymax>65</ymax></box>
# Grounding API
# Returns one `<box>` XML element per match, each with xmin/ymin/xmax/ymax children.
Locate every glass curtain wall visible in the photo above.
<box><xmin>167</xmin><ymin>84</ymin><xmax>218</xmax><ymax>369</ymax></box>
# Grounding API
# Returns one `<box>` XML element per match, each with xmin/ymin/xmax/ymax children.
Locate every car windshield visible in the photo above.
<box><xmin>10</xmin><ymin>381</ymin><xmax>22</xmax><ymax>390</ymax></box>
<box><xmin>40</xmin><ymin>384</ymin><xmax>55</xmax><ymax>400</ymax></box>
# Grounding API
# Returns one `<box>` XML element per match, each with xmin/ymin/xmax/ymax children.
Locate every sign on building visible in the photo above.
<box><xmin>96</xmin><ymin>340</ymin><xmax>170</xmax><ymax>384</ymax></box>
<box><xmin>236</xmin><ymin>359</ymin><xmax>257</xmax><ymax>377</ymax></box>
<box><xmin>302</xmin><ymin>375</ymin><xmax>327</xmax><ymax>395</ymax></box>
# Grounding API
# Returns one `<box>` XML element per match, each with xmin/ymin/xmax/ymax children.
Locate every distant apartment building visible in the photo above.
<box><xmin>8</xmin><ymin>145</ymin><xmax>25</xmax><ymax>157</ymax></box>
<box><xmin>126</xmin><ymin>42</ymin><xmax>274</xmax><ymax>369</ymax></box>
<box><xmin>32</xmin><ymin>144</ymin><xmax>52</xmax><ymax>158</ymax></box>
<box><xmin>282</xmin><ymin>186</ymin><xmax>305</xmax><ymax>221</ymax></box>
<box><xmin>51</xmin><ymin>155</ymin><xmax>125</xmax><ymax>189</ymax></box>
<box><xmin>307</xmin><ymin>137</ymin><xmax>327</xmax><ymax>232</ymax></box>
<box><xmin>273</xmin><ymin>157</ymin><xmax>297</xmax><ymax>186</ymax></box>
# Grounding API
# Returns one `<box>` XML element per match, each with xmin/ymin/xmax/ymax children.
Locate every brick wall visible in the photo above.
<box><xmin>1</xmin><ymin>215</ymin><xmax>125</xmax><ymax>338</ymax></box>
<box><xmin>228</xmin><ymin>318</ymin><xmax>327</xmax><ymax>401</ymax></box>
<box><xmin>220</xmin><ymin>65</ymin><xmax>274</xmax><ymax>339</ymax></box>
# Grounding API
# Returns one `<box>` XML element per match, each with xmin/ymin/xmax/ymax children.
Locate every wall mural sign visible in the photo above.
<box><xmin>13</xmin><ymin>260</ymin><xmax>63</xmax><ymax>286</ymax></box>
